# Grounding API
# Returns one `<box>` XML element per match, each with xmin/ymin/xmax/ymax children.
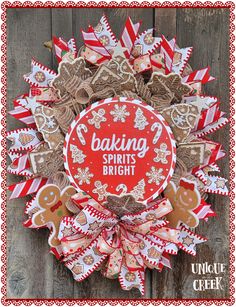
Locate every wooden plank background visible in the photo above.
<box><xmin>6</xmin><ymin>8</ymin><xmax>230</xmax><ymax>299</ymax></box>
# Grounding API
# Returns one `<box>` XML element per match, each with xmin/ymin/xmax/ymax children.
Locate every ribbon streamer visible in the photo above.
<box><xmin>160</xmin><ymin>36</ymin><xmax>176</xmax><ymax>74</ymax></box>
<box><xmin>7</xmin><ymin>128</ymin><xmax>43</xmax><ymax>152</ymax></box>
<box><xmin>120</xmin><ymin>17</ymin><xmax>141</xmax><ymax>59</ymax></box>
<box><xmin>23</xmin><ymin>59</ymin><xmax>56</xmax><ymax>87</ymax></box>
<box><xmin>8</xmin><ymin>106</ymin><xmax>36</xmax><ymax>128</ymax></box>
<box><xmin>82</xmin><ymin>26</ymin><xmax>111</xmax><ymax>58</ymax></box>
<box><xmin>182</xmin><ymin>67</ymin><xmax>215</xmax><ymax>84</ymax></box>
<box><xmin>8</xmin><ymin>177</ymin><xmax>49</xmax><ymax>200</ymax></box>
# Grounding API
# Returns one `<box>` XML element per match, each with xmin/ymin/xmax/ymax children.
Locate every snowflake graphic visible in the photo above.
<box><xmin>146</xmin><ymin>167</ymin><xmax>165</xmax><ymax>185</ymax></box>
<box><xmin>70</xmin><ymin>144</ymin><xmax>86</xmax><ymax>164</ymax></box>
<box><xmin>173</xmin><ymin>114</ymin><xmax>186</xmax><ymax>126</ymax></box>
<box><xmin>75</xmin><ymin>167</ymin><xmax>94</xmax><ymax>185</ymax></box>
<box><xmin>88</xmin><ymin>109</ymin><xmax>106</xmax><ymax>129</ymax></box>
<box><xmin>110</xmin><ymin>104</ymin><xmax>130</xmax><ymax>123</ymax></box>
<box><xmin>46</xmin><ymin>118</ymin><xmax>56</xmax><ymax>128</ymax></box>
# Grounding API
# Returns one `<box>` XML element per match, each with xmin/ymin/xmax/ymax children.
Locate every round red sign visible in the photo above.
<box><xmin>64</xmin><ymin>97</ymin><xmax>176</xmax><ymax>203</ymax></box>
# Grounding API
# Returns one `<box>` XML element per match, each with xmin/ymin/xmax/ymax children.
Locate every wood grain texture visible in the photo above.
<box><xmin>151</xmin><ymin>8</ymin><xmax>230</xmax><ymax>299</ymax></box>
<box><xmin>7</xmin><ymin>8</ymin><xmax>54</xmax><ymax>299</ymax></box>
<box><xmin>6</xmin><ymin>8</ymin><xmax>230</xmax><ymax>299</ymax></box>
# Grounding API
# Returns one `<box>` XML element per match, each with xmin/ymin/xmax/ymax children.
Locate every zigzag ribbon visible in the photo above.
<box><xmin>23</xmin><ymin>59</ymin><xmax>56</xmax><ymax>87</ymax></box>
<box><xmin>7</xmin><ymin>128</ymin><xmax>42</xmax><ymax>152</ymax></box>
<box><xmin>94</xmin><ymin>15</ymin><xmax>117</xmax><ymax>50</ymax></box>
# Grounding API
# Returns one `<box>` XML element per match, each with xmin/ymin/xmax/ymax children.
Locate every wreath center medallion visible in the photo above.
<box><xmin>64</xmin><ymin>97</ymin><xmax>176</xmax><ymax>203</ymax></box>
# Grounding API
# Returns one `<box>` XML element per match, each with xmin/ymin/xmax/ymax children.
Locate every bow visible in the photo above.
<box><xmin>59</xmin><ymin>195</ymin><xmax>181</xmax><ymax>295</ymax></box>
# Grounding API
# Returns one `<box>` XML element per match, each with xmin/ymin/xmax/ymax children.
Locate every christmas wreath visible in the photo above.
<box><xmin>7</xmin><ymin>15</ymin><xmax>229</xmax><ymax>294</ymax></box>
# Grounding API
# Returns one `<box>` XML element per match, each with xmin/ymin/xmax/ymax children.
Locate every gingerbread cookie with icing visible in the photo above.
<box><xmin>147</xmin><ymin>73</ymin><xmax>192</xmax><ymax>102</ymax></box>
<box><xmin>33</xmin><ymin>105</ymin><xmax>64</xmax><ymax>149</ymax></box>
<box><xmin>161</xmin><ymin>104</ymin><xmax>199</xmax><ymax>143</ymax></box>
<box><xmin>32</xmin><ymin>184</ymin><xmax>77</xmax><ymax>247</ymax></box>
<box><xmin>164</xmin><ymin>178</ymin><xmax>200</xmax><ymax>228</ymax></box>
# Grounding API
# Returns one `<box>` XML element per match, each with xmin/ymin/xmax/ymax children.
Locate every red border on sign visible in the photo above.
<box><xmin>1</xmin><ymin>1</ymin><xmax>235</xmax><ymax>305</ymax></box>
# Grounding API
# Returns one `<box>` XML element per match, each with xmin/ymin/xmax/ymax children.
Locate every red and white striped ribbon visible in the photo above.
<box><xmin>12</xmin><ymin>153</ymin><xmax>30</xmax><ymax>169</ymax></box>
<box><xmin>193</xmin><ymin>200</ymin><xmax>216</xmax><ymax>221</ymax></box>
<box><xmin>193</xmin><ymin>117</ymin><xmax>228</xmax><ymax>137</ymax></box>
<box><xmin>159</xmin><ymin>36</ymin><xmax>176</xmax><ymax>74</ymax></box>
<box><xmin>193</xmin><ymin>102</ymin><xmax>222</xmax><ymax>131</ymax></box>
<box><xmin>8</xmin><ymin>177</ymin><xmax>49</xmax><ymax>200</ymax></box>
<box><xmin>120</xmin><ymin>17</ymin><xmax>141</xmax><ymax>59</ymax></box>
<box><xmin>192</xmin><ymin>141</ymin><xmax>225</xmax><ymax>174</ymax></box>
<box><xmin>182</xmin><ymin>67</ymin><xmax>215</xmax><ymax>84</ymax></box>
<box><xmin>158</xmin><ymin>252</ymin><xmax>171</xmax><ymax>271</ymax></box>
<box><xmin>8</xmin><ymin>152</ymin><xmax>21</xmax><ymax>163</ymax></box>
<box><xmin>53</xmin><ymin>36</ymin><xmax>70</xmax><ymax>63</ymax></box>
<box><xmin>13</xmin><ymin>94</ymin><xmax>29</xmax><ymax>108</ymax></box>
<box><xmin>7</xmin><ymin>153</ymin><xmax>31</xmax><ymax>176</ymax></box>
<box><xmin>82</xmin><ymin>26</ymin><xmax>111</xmax><ymax>58</ymax></box>
<box><xmin>7</xmin><ymin>151</ymin><xmax>33</xmax><ymax>176</ymax></box>
<box><xmin>8</xmin><ymin>106</ymin><xmax>36</xmax><ymax>128</ymax></box>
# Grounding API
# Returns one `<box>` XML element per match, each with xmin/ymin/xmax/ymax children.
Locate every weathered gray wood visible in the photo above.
<box><xmin>51</xmin><ymin>8</ymin><xmax>73</xmax><ymax>69</ymax></box>
<box><xmin>151</xmin><ymin>8</ymin><xmax>230</xmax><ymax>299</ymax></box>
<box><xmin>155</xmin><ymin>8</ymin><xmax>176</xmax><ymax>38</ymax></box>
<box><xmin>7</xmin><ymin>8</ymin><xmax>54</xmax><ymax>298</ymax></box>
<box><xmin>72</xmin><ymin>8</ymin><xmax>154</xmax><ymax>47</ymax></box>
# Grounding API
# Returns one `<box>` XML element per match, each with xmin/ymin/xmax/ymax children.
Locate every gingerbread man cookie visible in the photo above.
<box><xmin>32</xmin><ymin>184</ymin><xmax>77</xmax><ymax>247</ymax></box>
<box><xmin>164</xmin><ymin>178</ymin><xmax>200</xmax><ymax>228</ymax></box>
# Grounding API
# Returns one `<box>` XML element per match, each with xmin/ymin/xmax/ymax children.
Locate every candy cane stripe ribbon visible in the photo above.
<box><xmin>193</xmin><ymin>200</ymin><xmax>216</xmax><ymax>221</ymax></box>
<box><xmin>160</xmin><ymin>36</ymin><xmax>176</xmax><ymax>74</ymax></box>
<box><xmin>53</xmin><ymin>36</ymin><xmax>70</xmax><ymax>63</ymax></box>
<box><xmin>182</xmin><ymin>67</ymin><xmax>215</xmax><ymax>84</ymax></box>
<box><xmin>193</xmin><ymin>102</ymin><xmax>223</xmax><ymax>131</ymax></box>
<box><xmin>82</xmin><ymin>26</ymin><xmax>111</xmax><ymax>58</ymax></box>
<box><xmin>8</xmin><ymin>177</ymin><xmax>49</xmax><ymax>200</ymax></box>
<box><xmin>120</xmin><ymin>17</ymin><xmax>141</xmax><ymax>58</ymax></box>
<box><xmin>8</xmin><ymin>106</ymin><xmax>36</xmax><ymax>128</ymax></box>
